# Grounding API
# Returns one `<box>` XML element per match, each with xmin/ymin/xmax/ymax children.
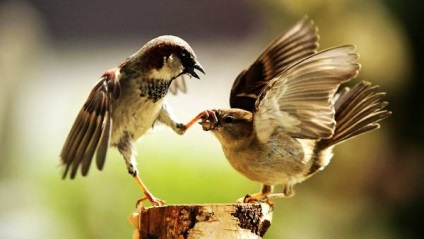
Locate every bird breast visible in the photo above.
<box><xmin>221</xmin><ymin>134</ymin><xmax>309</xmax><ymax>186</ymax></box>
<box><xmin>139</xmin><ymin>78</ymin><xmax>172</xmax><ymax>102</ymax></box>
<box><xmin>110</xmin><ymin>79</ymin><xmax>167</xmax><ymax>145</ymax></box>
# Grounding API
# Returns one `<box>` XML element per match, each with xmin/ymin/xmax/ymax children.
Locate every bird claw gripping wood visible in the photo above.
<box><xmin>237</xmin><ymin>194</ymin><xmax>275</xmax><ymax>207</ymax></box>
<box><xmin>198</xmin><ymin>109</ymin><xmax>219</xmax><ymax>131</ymax></box>
<box><xmin>136</xmin><ymin>195</ymin><xmax>165</xmax><ymax>207</ymax></box>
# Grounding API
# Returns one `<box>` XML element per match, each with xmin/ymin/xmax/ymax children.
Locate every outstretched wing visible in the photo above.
<box><xmin>60</xmin><ymin>71</ymin><xmax>121</xmax><ymax>179</ymax></box>
<box><xmin>254</xmin><ymin>45</ymin><xmax>360</xmax><ymax>143</ymax></box>
<box><xmin>230</xmin><ymin>16</ymin><xmax>319</xmax><ymax>111</ymax></box>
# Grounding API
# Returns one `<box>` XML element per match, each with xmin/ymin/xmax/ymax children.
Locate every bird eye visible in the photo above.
<box><xmin>223</xmin><ymin>115</ymin><xmax>235</xmax><ymax>123</ymax></box>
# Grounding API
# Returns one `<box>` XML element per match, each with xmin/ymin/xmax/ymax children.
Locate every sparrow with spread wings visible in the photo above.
<box><xmin>198</xmin><ymin>17</ymin><xmax>391</xmax><ymax>202</ymax></box>
<box><xmin>60</xmin><ymin>35</ymin><xmax>205</xmax><ymax>206</ymax></box>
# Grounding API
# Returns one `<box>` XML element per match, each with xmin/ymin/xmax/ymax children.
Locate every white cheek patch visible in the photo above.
<box><xmin>148</xmin><ymin>55</ymin><xmax>184</xmax><ymax>81</ymax></box>
<box><xmin>148</xmin><ymin>68</ymin><xmax>175</xmax><ymax>80</ymax></box>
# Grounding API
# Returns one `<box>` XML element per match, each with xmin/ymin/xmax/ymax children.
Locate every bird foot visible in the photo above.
<box><xmin>198</xmin><ymin>109</ymin><xmax>219</xmax><ymax>131</ymax></box>
<box><xmin>174</xmin><ymin>123</ymin><xmax>187</xmax><ymax>135</ymax></box>
<box><xmin>136</xmin><ymin>194</ymin><xmax>165</xmax><ymax>208</ymax></box>
<box><xmin>179</xmin><ymin>109</ymin><xmax>218</xmax><ymax>133</ymax></box>
<box><xmin>132</xmin><ymin>174</ymin><xmax>165</xmax><ymax>207</ymax></box>
<box><xmin>237</xmin><ymin>193</ymin><xmax>273</xmax><ymax>205</ymax></box>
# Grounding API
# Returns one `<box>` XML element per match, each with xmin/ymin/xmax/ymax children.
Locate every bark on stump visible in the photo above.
<box><xmin>129</xmin><ymin>203</ymin><xmax>273</xmax><ymax>239</ymax></box>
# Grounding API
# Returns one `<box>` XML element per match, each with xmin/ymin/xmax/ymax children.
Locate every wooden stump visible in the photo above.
<box><xmin>129</xmin><ymin>203</ymin><xmax>273</xmax><ymax>239</ymax></box>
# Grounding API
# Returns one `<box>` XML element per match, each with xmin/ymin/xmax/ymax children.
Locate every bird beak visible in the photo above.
<box><xmin>189</xmin><ymin>62</ymin><xmax>205</xmax><ymax>79</ymax></box>
<box><xmin>194</xmin><ymin>62</ymin><xmax>205</xmax><ymax>74</ymax></box>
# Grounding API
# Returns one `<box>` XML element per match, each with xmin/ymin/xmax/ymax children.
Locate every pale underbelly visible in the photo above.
<box><xmin>224</xmin><ymin>147</ymin><xmax>308</xmax><ymax>186</ymax></box>
<box><xmin>110</xmin><ymin>97</ymin><xmax>164</xmax><ymax>144</ymax></box>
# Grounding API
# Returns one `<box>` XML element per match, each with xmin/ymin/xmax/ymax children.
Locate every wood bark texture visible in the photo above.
<box><xmin>129</xmin><ymin>203</ymin><xmax>273</xmax><ymax>239</ymax></box>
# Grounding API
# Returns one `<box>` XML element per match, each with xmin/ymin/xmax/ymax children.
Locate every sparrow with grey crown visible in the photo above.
<box><xmin>198</xmin><ymin>17</ymin><xmax>391</xmax><ymax>202</ymax></box>
<box><xmin>60</xmin><ymin>35</ymin><xmax>205</xmax><ymax>206</ymax></box>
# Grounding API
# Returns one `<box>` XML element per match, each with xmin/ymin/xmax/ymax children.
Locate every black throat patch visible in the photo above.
<box><xmin>139</xmin><ymin>78</ymin><xmax>172</xmax><ymax>102</ymax></box>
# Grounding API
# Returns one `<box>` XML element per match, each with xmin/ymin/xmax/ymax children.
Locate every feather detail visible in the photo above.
<box><xmin>306</xmin><ymin>81</ymin><xmax>392</xmax><ymax>176</ymax></box>
<box><xmin>254</xmin><ymin>45</ymin><xmax>360</xmax><ymax>143</ymax></box>
<box><xmin>230</xmin><ymin>16</ymin><xmax>319</xmax><ymax>111</ymax></box>
<box><xmin>322</xmin><ymin>81</ymin><xmax>392</xmax><ymax>147</ymax></box>
<box><xmin>60</xmin><ymin>73</ymin><xmax>120</xmax><ymax>179</ymax></box>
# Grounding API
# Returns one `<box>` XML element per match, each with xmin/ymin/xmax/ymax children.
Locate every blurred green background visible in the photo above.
<box><xmin>0</xmin><ymin>0</ymin><xmax>423</xmax><ymax>238</ymax></box>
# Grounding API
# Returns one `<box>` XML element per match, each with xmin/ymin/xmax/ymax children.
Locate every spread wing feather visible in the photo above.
<box><xmin>60</xmin><ymin>74</ymin><xmax>120</xmax><ymax>179</ymax></box>
<box><xmin>254</xmin><ymin>45</ymin><xmax>360</xmax><ymax>143</ymax></box>
<box><xmin>230</xmin><ymin>16</ymin><xmax>319</xmax><ymax>111</ymax></box>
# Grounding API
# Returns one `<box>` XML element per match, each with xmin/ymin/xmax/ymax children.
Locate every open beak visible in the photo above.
<box><xmin>188</xmin><ymin>62</ymin><xmax>205</xmax><ymax>79</ymax></box>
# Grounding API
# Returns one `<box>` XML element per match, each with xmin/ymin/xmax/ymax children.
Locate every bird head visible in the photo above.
<box><xmin>199</xmin><ymin>109</ymin><xmax>254</xmax><ymax>146</ymax></box>
<box><xmin>139</xmin><ymin>35</ymin><xmax>205</xmax><ymax>81</ymax></box>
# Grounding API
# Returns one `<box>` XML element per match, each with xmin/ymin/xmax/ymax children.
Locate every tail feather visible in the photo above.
<box><xmin>321</xmin><ymin>81</ymin><xmax>391</xmax><ymax>148</ymax></box>
<box><xmin>306</xmin><ymin>81</ymin><xmax>391</xmax><ymax>176</ymax></box>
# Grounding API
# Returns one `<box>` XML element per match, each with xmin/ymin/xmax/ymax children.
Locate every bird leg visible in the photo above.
<box><xmin>182</xmin><ymin>112</ymin><xmax>206</xmax><ymax>130</ymax></box>
<box><xmin>133</xmin><ymin>174</ymin><xmax>164</xmax><ymax>207</ymax></box>
<box><xmin>157</xmin><ymin>104</ymin><xmax>217</xmax><ymax>134</ymax></box>
<box><xmin>117</xmin><ymin>135</ymin><xmax>164</xmax><ymax>207</ymax></box>
<box><xmin>192</xmin><ymin>109</ymin><xmax>218</xmax><ymax>127</ymax></box>
<box><xmin>128</xmin><ymin>162</ymin><xmax>164</xmax><ymax>206</ymax></box>
<box><xmin>242</xmin><ymin>185</ymin><xmax>295</xmax><ymax>204</ymax></box>
<box><xmin>237</xmin><ymin>184</ymin><xmax>294</xmax><ymax>204</ymax></box>
<box><xmin>237</xmin><ymin>185</ymin><xmax>273</xmax><ymax>204</ymax></box>
<box><xmin>173</xmin><ymin>109</ymin><xmax>219</xmax><ymax>133</ymax></box>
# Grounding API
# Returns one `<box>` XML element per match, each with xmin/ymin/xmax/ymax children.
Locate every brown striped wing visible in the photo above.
<box><xmin>60</xmin><ymin>74</ymin><xmax>120</xmax><ymax>179</ymax></box>
<box><xmin>230</xmin><ymin>16</ymin><xmax>319</xmax><ymax>112</ymax></box>
<box><xmin>253</xmin><ymin>45</ymin><xmax>360</xmax><ymax>143</ymax></box>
